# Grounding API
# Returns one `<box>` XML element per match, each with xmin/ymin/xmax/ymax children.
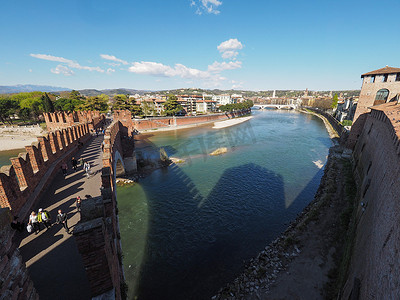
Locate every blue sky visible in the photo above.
<box><xmin>1</xmin><ymin>0</ymin><xmax>399</xmax><ymax>91</ymax></box>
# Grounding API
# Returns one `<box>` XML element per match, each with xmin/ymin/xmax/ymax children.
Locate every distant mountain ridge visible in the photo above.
<box><xmin>78</xmin><ymin>88</ymin><xmax>150</xmax><ymax>97</ymax></box>
<box><xmin>0</xmin><ymin>84</ymin><xmax>71</xmax><ymax>94</ymax></box>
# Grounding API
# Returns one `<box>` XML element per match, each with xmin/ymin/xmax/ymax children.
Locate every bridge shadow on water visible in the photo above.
<box><xmin>121</xmin><ymin>131</ymin><xmax>328</xmax><ymax>300</ymax></box>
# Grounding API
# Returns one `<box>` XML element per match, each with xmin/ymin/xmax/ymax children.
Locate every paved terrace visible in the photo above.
<box><xmin>16</xmin><ymin>134</ymin><xmax>105</xmax><ymax>300</ymax></box>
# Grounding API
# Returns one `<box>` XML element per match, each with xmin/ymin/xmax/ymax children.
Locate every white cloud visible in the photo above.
<box><xmin>107</xmin><ymin>68</ymin><xmax>115</xmax><ymax>74</ymax></box>
<box><xmin>217</xmin><ymin>38</ymin><xmax>243</xmax><ymax>52</ymax></box>
<box><xmin>51</xmin><ymin>65</ymin><xmax>75</xmax><ymax>76</ymax></box>
<box><xmin>217</xmin><ymin>39</ymin><xmax>244</xmax><ymax>60</ymax></box>
<box><xmin>30</xmin><ymin>53</ymin><xmax>104</xmax><ymax>73</ymax></box>
<box><xmin>28</xmin><ymin>69</ymin><xmax>33</xmax><ymax>73</ymax></box>
<box><xmin>191</xmin><ymin>0</ymin><xmax>222</xmax><ymax>15</ymax></box>
<box><xmin>100</xmin><ymin>54</ymin><xmax>128</xmax><ymax>65</ymax></box>
<box><xmin>128</xmin><ymin>61</ymin><xmax>210</xmax><ymax>79</ymax></box>
<box><xmin>221</xmin><ymin>50</ymin><xmax>239</xmax><ymax>59</ymax></box>
<box><xmin>207</xmin><ymin>61</ymin><xmax>242</xmax><ymax>72</ymax></box>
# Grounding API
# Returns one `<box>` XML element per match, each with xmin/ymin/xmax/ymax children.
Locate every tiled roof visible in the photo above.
<box><xmin>370</xmin><ymin>100</ymin><xmax>400</xmax><ymax>112</ymax></box>
<box><xmin>361</xmin><ymin>66</ymin><xmax>400</xmax><ymax>77</ymax></box>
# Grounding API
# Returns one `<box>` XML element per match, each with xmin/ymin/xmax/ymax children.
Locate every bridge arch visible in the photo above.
<box><xmin>113</xmin><ymin>150</ymin><xmax>126</xmax><ymax>177</ymax></box>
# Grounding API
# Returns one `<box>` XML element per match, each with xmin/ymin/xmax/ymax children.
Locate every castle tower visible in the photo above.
<box><xmin>347</xmin><ymin>66</ymin><xmax>400</xmax><ymax>149</ymax></box>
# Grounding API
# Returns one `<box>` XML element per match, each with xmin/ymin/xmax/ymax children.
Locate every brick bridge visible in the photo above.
<box><xmin>73</xmin><ymin>111</ymin><xmax>137</xmax><ymax>299</ymax></box>
<box><xmin>0</xmin><ymin>108</ymin><xmax>250</xmax><ymax>299</ymax></box>
<box><xmin>0</xmin><ymin>111</ymin><xmax>104</xmax><ymax>299</ymax></box>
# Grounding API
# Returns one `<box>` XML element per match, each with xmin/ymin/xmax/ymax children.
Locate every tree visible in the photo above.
<box><xmin>17</xmin><ymin>107</ymin><xmax>31</xmax><ymax>122</ymax></box>
<box><xmin>141</xmin><ymin>101</ymin><xmax>156</xmax><ymax>116</ymax></box>
<box><xmin>0</xmin><ymin>97</ymin><xmax>19</xmax><ymax>124</ymax></box>
<box><xmin>112</xmin><ymin>95</ymin><xmax>142</xmax><ymax>116</ymax></box>
<box><xmin>42</xmin><ymin>92</ymin><xmax>55</xmax><ymax>112</ymax></box>
<box><xmin>54</xmin><ymin>98</ymin><xmax>84</xmax><ymax>111</ymax></box>
<box><xmin>78</xmin><ymin>96</ymin><xmax>108</xmax><ymax>112</ymax></box>
<box><xmin>20</xmin><ymin>97</ymin><xmax>43</xmax><ymax>120</ymax></box>
<box><xmin>69</xmin><ymin>90</ymin><xmax>84</xmax><ymax>100</ymax></box>
<box><xmin>331</xmin><ymin>94</ymin><xmax>339</xmax><ymax>109</ymax></box>
<box><xmin>164</xmin><ymin>94</ymin><xmax>183</xmax><ymax>116</ymax></box>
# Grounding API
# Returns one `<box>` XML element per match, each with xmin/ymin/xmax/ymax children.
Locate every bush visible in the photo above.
<box><xmin>341</xmin><ymin>120</ymin><xmax>353</xmax><ymax>126</ymax></box>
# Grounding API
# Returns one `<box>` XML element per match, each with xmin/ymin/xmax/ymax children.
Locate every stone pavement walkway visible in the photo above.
<box><xmin>16</xmin><ymin>134</ymin><xmax>105</xmax><ymax>300</ymax></box>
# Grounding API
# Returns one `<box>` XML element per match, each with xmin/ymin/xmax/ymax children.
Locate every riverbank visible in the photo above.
<box><xmin>0</xmin><ymin>125</ymin><xmax>45</xmax><ymax>151</ymax></box>
<box><xmin>212</xmin><ymin>116</ymin><xmax>253</xmax><ymax>129</ymax></box>
<box><xmin>214</xmin><ymin>144</ymin><xmax>357</xmax><ymax>299</ymax></box>
<box><xmin>0</xmin><ymin>135</ymin><xmax>40</xmax><ymax>151</ymax></box>
<box><xmin>298</xmin><ymin>108</ymin><xmax>340</xmax><ymax>141</ymax></box>
<box><xmin>140</xmin><ymin>115</ymin><xmax>252</xmax><ymax>133</ymax></box>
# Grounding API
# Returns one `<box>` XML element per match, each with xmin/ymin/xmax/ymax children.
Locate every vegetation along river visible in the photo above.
<box><xmin>117</xmin><ymin>110</ymin><xmax>332</xmax><ymax>299</ymax></box>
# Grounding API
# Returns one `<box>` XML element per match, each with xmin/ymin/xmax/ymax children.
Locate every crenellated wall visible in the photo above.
<box><xmin>74</xmin><ymin>119</ymin><xmax>134</xmax><ymax>299</ymax></box>
<box><xmin>0</xmin><ymin>121</ymin><xmax>91</xmax><ymax>217</ymax></box>
<box><xmin>342</xmin><ymin>101</ymin><xmax>400</xmax><ymax>299</ymax></box>
<box><xmin>43</xmin><ymin>110</ymin><xmax>105</xmax><ymax>132</ymax></box>
<box><xmin>0</xmin><ymin>208</ymin><xmax>39</xmax><ymax>300</ymax></box>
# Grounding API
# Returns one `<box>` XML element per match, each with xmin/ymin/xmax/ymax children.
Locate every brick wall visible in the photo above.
<box><xmin>74</xmin><ymin>119</ymin><xmax>130</xmax><ymax>299</ymax></box>
<box><xmin>44</xmin><ymin>111</ymin><xmax>105</xmax><ymax>131</ymax></box>
<box><xmin>342</xmin><ymin>102</ymin><xmax>400</xmax><ymax>299</ymax></box>
<box><xmin>113</xmin><ymin>109</ymin><xmax>251</xmax><ymax>131</ymax></box>
<box><xmin>0</xmin><ymin>122</ymin><xmax>91</xmax><ymax>217</ymax></box>
<box><xmin>0</xmin><ymin>208</ymin><xmax>39</xmax><ymax>300</ymax></box>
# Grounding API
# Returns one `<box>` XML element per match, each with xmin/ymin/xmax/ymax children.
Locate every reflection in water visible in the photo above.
<box><xmin>117</xmin><ymin>110</ymin><xmax>331</xmax><ymax>299</ymax></box>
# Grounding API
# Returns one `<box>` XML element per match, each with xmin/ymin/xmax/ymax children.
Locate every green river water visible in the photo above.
<box><xmin>116</xmin><ymin>110</ymin><xmax>331</xmax><ymax>299</ymax></box>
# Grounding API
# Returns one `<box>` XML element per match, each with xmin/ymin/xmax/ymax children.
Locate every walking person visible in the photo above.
<box><xmin>71</xmin><ymin>157</ymin><xmax>78</xmax><ymax>172</ymax></box>
<box><xmin>37</xmin><ymin>208</ymin><xmax>51</xmax><ymax>229</ymax></box>
<box><xmin>29</xmin><ymin>211</ymin><xmax>41</xmax><ymax>234</ymax></box>
<box><xmin>56</xmin><ymin>209</ymin><xmax>70</xmax><ymax>234</ymax></box>
<box><xmin>61</xmin><ymin>161</ymin><xmax>68</xmax><ymax>177</ymax></box>
<box><xmin>83</xmin><ymin>160</ymin><xmax>91</xmax><ymax>178</ymax></box>
<box><xmin>76</xmin><ymin>196</ymin><xmax>82</xmax><ymax>212</ymax></box>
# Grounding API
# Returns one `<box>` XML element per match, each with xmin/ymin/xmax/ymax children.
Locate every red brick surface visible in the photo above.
<box><xmin>0</xmin><ymin>208</ymin><xmax>39</xmax><ymax>300</ymax></box>
<box><xmin>0</xmin><ymin>119</ymin><xmax>93</xmax><ymax>216</ymax></box>
<box><xmin>343</xmin><ymin>102</ymin><xmax>400</xmax><ymax>299</ymax></box>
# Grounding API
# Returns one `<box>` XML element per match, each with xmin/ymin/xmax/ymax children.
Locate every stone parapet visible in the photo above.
<box><xmin>0</xmin><ymin>208</ymin><xmax>39</xmax><ymax>300</ymax></box>
<box><xmin>0</xmin><ymin>122</ymin><xmax>91</xmax><ymax>217</ymax></box>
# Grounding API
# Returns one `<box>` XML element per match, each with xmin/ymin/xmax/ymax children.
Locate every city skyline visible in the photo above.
<box><xmin>1</xmin><ymin>0</ymin><xmax>399</xmax><ymax>91</ymax></box>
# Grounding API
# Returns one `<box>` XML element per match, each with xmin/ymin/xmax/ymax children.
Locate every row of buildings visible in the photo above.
<box><xmin>133</xmin><ymin>94</ymin><xmax>244</xmax><ymax>115</ymax></box>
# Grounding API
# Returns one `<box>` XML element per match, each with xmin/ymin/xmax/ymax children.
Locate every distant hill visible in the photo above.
<box><xmin>0</xmin><ymin>84</ymin><xmax>71</xmax><ymax>94</ymax></box>
<box><xmin>78</xmin><ymin>88</ymin><xmax>150</xmax><ymax>97</ymax></box>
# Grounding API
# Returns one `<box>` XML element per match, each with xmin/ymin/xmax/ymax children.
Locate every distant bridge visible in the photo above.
<box><xmin>253</xmin><ymin>104</ymin><xmax>298</xmax><ymax>110</ymax></box>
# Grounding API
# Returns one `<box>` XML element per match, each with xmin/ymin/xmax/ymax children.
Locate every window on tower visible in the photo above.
<box><xmin>374</xmin><ymin>89</ymin><xmax>390</xmax><ymax>106</ymax></box>
<box><xmin>370</xmin><ymin>76</ymin><xmax>375</xmax><ymax>83</ymax></box>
